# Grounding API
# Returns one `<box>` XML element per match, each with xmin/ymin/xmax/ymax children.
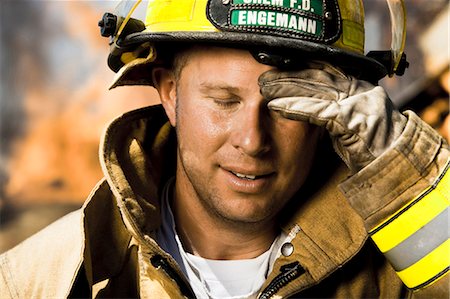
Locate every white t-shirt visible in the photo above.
<box><xmin>156</xmin><ymin>178</ymin><xmax>287</xmax><ymax>299</ymax></box>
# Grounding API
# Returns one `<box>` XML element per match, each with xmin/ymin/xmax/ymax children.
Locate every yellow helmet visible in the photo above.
<box><xmin>99</xmin><ymin>0</ymin><xmax>408</xmax><ymax>88</ymax></box>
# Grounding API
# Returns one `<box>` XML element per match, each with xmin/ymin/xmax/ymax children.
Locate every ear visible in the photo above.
<box><xmin>152</xmin><ymin>67</ymin><xmax>177</xmax><ymax>127</ymax></box>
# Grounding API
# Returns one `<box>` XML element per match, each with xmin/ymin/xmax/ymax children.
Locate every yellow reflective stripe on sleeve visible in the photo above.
<box><xmin>370</xmin><ymin>160</ymin><xmax>450</xmax><ymax>253</ymax></box>
<box><xmin>371</xmin><ymin>193</ymin><xmax>448</xmax><ymax>253</ymax></box>
<box><xmin>397</xmin><ymin>238</ymin><xmax>450</xmax><ymax>289</ymax></box>
<box><xmin>369</xmin><ymin>159</ymin><xmax>450</xmax><ymax>290</ymax></box>
<box><xmin>383</xmin><ymin>207</ymin><xmax>449</xmax><ymax>271</ymax></box>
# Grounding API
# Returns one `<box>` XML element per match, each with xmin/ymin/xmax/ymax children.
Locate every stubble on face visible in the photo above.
<box><xmin>173</xmin><ymin>88</ymin><xmax>274</xmax><ymax>230</ymax></box>
<box><xmin>175</xmin><ymin>137</ymin><xmax>277</xmax><ymax>231</ymax></box>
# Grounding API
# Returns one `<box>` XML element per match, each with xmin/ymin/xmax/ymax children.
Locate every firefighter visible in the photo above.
<box><xmin>1</xmin><ymin>0</ymin><xmax>448</xmax><ymax>298</ymax></box>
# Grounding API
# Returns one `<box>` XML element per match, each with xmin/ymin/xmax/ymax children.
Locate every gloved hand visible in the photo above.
<box><xmin>259</xmin><ymin>62</ymin><xmax>407</xmax><ymax>173</ymax></box>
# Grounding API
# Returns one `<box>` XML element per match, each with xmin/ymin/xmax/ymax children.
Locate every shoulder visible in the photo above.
<box><xmin>0</xmin><ymin>210</ymin><xmax>85</xmax><ymax>299</ymax></box>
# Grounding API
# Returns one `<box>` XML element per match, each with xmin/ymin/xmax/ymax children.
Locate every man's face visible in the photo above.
<box><xmin>159</xmin><ymin>46</ymin><xmax>319</xmax><ymax>225</ymax></box>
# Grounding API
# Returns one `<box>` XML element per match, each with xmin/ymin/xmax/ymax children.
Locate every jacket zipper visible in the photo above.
<box><xmin>258</xmin><ymin>261</ymin><xmax>305</xmax><ymax>299</ymax></box>
<box><xmin>150</xmin><ymin>255</ymin><xmax>197</xmax><ymax>298</ymax></box>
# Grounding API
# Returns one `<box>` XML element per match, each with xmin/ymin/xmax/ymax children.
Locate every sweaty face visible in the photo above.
<box><xmin>161</xmin><ymin>46</ymin><xmax>319</xmax><ymax>225</ymax></box>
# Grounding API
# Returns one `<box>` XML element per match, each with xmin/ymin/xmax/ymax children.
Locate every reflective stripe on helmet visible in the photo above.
<box><xmin>333</xmin><ymin>0</ymin><xmax>364</xmax><ymax>53</ymax></box>
<box><xmin>369</xmin><ymin>159</ymin><xmax>450</xmax><ymax>289</ymax></box>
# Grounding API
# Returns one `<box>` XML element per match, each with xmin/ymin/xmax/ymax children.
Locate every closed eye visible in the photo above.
<box><xmin>211</xmin><ymin>97</ymin><xmax>240</xmax><ymax>108</ymax></box>
<box><xmin>199</xmin><ymin>83</ymin><xmax>242</xmax><ymax>109</ymax></box>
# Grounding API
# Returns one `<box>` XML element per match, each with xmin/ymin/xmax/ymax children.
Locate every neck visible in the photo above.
<box><xmin>171</xmin><ymin>179</ymin><xmax>278</xmax><ymax>260</ymax></box>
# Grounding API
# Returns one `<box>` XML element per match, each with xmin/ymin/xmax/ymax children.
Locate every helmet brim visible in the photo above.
<box><xmin>110</xmin><ymin>31</ymin><xmax>388</xmax><ymax>89</ymax></box>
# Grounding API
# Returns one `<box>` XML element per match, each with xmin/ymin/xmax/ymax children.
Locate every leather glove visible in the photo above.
<box><xmin>259</xmin><ymin>62</ymin><xmax>407</xmax><ymax>173</ymax></box>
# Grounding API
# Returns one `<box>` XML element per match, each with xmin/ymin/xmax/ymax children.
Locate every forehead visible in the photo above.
<box><xmin>177</xmin><ymin>46</ymin><xmax>274</xmax><ymax>88</ymax></box>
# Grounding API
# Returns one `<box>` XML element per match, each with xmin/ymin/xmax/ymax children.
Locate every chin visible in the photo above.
<box><xmin>217</xmin><ymin>202</ymin><xmax>276</xmax><ymax>225</ymax></box>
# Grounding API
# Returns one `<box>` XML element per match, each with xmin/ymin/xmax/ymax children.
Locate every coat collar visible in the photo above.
<box><xmin>263</xmin><ymin>153</ymin><xmax>368</xmax><ymax>295</ymax></box>
<box><xmin>84</xmin><ymin>105</ymin><xmax>367</xmax><ymax>293</ymax></box>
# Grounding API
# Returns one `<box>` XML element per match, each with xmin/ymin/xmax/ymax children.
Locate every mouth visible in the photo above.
<box><xmin>227</xmin><ymin>169</ymin><xmax>274</xmax><ymax>181</ymax></box>
<box><xmin>221</xmin><ymin>166</ymin><xmax>275</xmax><ymax>193</ymax></box>
<box><xmin>230</xmin><ymin>171</ymin><xmax>273</xmax><ymax>180</ymax></box>
<box><xmin>231</xmin><ymin>171</ymin><xmax>257</xmax><ymax>180</ymax></box>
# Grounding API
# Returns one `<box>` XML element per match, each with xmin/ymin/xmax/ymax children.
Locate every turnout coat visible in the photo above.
<box><xmin>1</xmin><ymin>105</ymin><xmax>449</xmax><ymax>298</ymax></box>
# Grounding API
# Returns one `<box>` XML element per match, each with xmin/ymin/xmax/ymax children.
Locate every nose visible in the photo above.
<box><xmin>230</xmin><ymin>103</ymin><xmax>270</xmax><ymax>157</ymax></box>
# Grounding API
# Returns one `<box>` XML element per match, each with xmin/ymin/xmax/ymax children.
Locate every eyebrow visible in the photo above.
<box><xmin>199</xmin><ymin>82</ymin><xmax>241</xmax><ymax>95</ymax></box>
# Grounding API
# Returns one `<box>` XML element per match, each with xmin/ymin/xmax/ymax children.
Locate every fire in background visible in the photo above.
<box><xmin>1</xmin><ymin>1</ymin><xmax>158</xmax><ymax>206</ymax></box>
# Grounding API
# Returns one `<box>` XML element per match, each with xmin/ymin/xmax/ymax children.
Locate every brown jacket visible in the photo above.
<box><xmin>1</xmin><ymin>105</ymin><xmax>448</xmax><ymax>298</ymax></box>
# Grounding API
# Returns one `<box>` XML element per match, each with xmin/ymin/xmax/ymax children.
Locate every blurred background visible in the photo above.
<box><xmin>0</xmin><ymin>0</ymin><xmax>449</xmax><ymax>253</ymax></box>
